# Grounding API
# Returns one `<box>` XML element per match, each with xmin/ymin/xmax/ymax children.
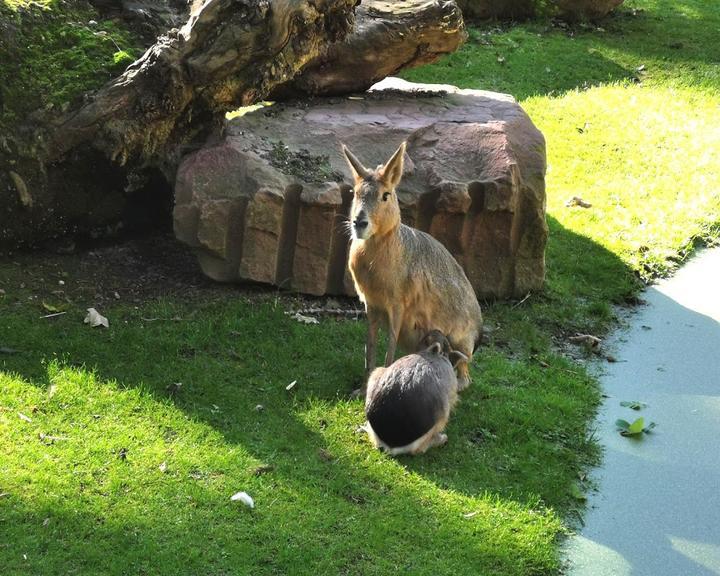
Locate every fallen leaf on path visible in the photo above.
<box><xmin>616</xmin><ymin>417</ymin><xmax>656</xmax><ymax>436</ymax></box>
<box><xmin>84</xmin><ymin>308</ymin><xmax>109</xmax><ymax>328</ymax></box>
<box><xmin>620</xmin><ymin>400</ymin><xmax>647</xmax><ymax>411</ymax></box>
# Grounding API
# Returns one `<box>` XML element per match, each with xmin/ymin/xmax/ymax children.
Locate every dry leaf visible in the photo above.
<box><xmin>231</xmin><ymin>491</ymin><xmax>255</xmax><ymax>508</ymax></box>
<box><xmin>286</xmin><ymin>380</ymin><xmax>297</xmax><ymax>391</ymax></box>
<box><xmin>568</xmin><ymin>334</ymin><xmax>601</xmax><ymax>349</ymax></box>
<box><xmin>159</xmin><ymin>461</ymin><xmax>168</xmax><ymax>473</ymax></box>
<box><xmin>18</xmin><ymin>412</ymin><xmax>32</xmax><ymax>423</ymax></box>
<box><xmin>291</xmin><ymin>312</ymin><xmax>319</xmax><ymax>325</ymax></box>
<box><xmin>252</xmin><ymin>464</ymin><xmax>274</xmax><ymax>476</ymax></box>
<box><xmin>565</xmin><ymin>196</ymin><xmax>592</xmax><ymax>208</ymax></box>
<box><xmin>84</xmin><ymin>308</ymin><xmax>109</xmax><ymax>328</ymax></box>
<box><xmin>318</xmin><ymin>448</ymin><xmax>335</xmax><ymax>462</ymax></box>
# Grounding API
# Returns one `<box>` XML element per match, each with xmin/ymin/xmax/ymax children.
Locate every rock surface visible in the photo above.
<box><xmin>456</xmin><ymin>0</ymin><xmax>535</xmax><ymax>22</ymax></box>
<box><xmin>456</xmin><ymin>0</ymin><xmax>623</xmax><ymax>21</ymax></box>
<box><xmin>174</xmin><ymin>78</ymin><xmax>548</xmax><ymax>298</ymax></box>
<box><xmin>553</xmin><ymin>0</ymin><xmax>624</xmax><ymax>20</ymax></box>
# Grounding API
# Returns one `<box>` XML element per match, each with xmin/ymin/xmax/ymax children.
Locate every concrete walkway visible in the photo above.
<box><xmin>564</xmin><ymin>247</ymin><xmax>720</xmax><ymax>576</ymax></box>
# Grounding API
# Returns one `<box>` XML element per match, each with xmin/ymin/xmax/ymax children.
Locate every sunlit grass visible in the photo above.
<box><xmin>526</xmin><ymin>84</ymin><xmax>720</xmax><ymax>278</ymax></box>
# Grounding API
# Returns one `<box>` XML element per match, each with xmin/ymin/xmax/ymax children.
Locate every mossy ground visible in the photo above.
<box><xmin>0</xmin><ymin>0</ymin><xmax>139</xmax><ymax>130</ymax></box>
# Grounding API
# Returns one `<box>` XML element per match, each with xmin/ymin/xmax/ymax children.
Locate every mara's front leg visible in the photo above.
<box><xmin>384</xmin><ymin>306</ymin><xmax>404</xmax><ymax>367</ymax></box>
<box><xmin>365</xmin><ymin>307</ymin><xmax>382</xmax><ymax>379</ymax></box>
<box><xmin>351</xmin><ymin>308</ymin><xmax>381</xmax><ymax>399</ymax></box>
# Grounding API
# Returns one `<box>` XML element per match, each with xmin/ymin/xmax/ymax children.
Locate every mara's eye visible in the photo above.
<box><xmin>382</xmin><ymin>192</ymin><xmax>391</xmax><ymax>202</ymax></box>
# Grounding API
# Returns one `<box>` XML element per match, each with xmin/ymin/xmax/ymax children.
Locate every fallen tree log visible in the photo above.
<box><xmin>1</xmin><ymin>0</ymin><xmax>359</xmax><ymax>249</ymax></box>
<box><xmin>272</xmin><ymin>0</ymin><xmax>466</xmax><ymax>98</ymax></box>
<box><xmin>1</xmin><ymin>0</ymin><xmax>468</xmax><ymax>252</ymax></box>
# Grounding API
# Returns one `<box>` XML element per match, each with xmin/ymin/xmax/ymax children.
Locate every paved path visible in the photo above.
<box><xmin>564</xmin><ymin>247</ymin><xmax>720</xmax><ymax>576</ymax></box>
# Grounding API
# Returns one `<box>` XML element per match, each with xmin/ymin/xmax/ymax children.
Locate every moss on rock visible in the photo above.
<box><xmin>0</xmin><ymin>0</ymin><xmax>141</xmax><ymax>131</ymax></box>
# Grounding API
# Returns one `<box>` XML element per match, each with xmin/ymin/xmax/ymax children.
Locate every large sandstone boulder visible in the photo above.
<box><xmin>456</xmin><ymin>0</ymin><xmax>623</xmax><ymax>21</ymax></box>
<box><xmin>455</xmin><ymin>0</ymin><xmax>535</xmax><ymax>22</ymax></box>
<box><xmin>553</xmin><ymin>0</ymin><xmax>624</xmax><ymax>20</ymax></box>
<box><xmin>174</xmin><ymin>78</ymin><xmax>548</xmax><ymax>299</ymax></box>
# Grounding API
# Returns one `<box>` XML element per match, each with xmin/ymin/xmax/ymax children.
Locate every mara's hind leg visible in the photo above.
<box><xmin>454</xmin><ymin>337</ymin><xmax>475</xmax><ymax>391</ymax></box>
<box><xmin>410</xmin><ymin>417</ymin><xmax>449</xmax><ymax>455</ymax></box>
<box><xmin>456</xmin><ymin>362</ymin><xmax>471</xmax><ymax>391</ymax></box>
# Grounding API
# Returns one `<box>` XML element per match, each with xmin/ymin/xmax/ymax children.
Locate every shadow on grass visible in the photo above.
<box><xmin>1</xmin><ymin>218</ymin><xmax>636</xmax><ymax>482</ymax></box>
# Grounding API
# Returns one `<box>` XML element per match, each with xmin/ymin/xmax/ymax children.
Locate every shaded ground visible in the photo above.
<box><xmin>1</xmin><ymin>233</ymin><xmax>363</xmax><ymax>312</ymax></box>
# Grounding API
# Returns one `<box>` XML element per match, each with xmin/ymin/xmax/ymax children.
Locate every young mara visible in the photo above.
<box><xmin>364</xmin><ymin>330</ymin><xmax>467</xmax><ymax>456</ymax></box>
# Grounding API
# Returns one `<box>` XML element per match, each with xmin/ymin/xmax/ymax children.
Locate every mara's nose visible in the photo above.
<box><xmin>353</xmin><ymin>211</ymin><xmax>368</xmax><ymax>230</ymax></box>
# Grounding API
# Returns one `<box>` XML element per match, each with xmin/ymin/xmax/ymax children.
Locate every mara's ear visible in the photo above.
<box><xmin>449</xmin><ymin>350</ymin><xmax>469</xmax><ymax>369</ymax></box>
<box><xmin>427</xmin><ymin>342</ymin><xmax>443</xmax><ymax>356</ymax></box>
<box><xmin>341</xmin><ymin>143</ymin><xmax>370</xmax><ymax>184</ymax></box>
<box><xmin>378</xmin><ymin>141</ymin><xmax>406</xmax><ymax>190</ymax></box>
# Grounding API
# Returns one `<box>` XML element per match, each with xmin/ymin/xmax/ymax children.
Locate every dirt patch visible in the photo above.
<box><xmin>0</xmin><ymin>233</ymin><xmax>361</xmax><ymax>312</ymax></box>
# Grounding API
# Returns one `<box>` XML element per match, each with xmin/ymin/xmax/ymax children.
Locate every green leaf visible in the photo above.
<box><xmin>42</xmin><ymin>301</ymin><xmax>61</xmax><ymax>313</ymax></box>
<box><xmin>615</xmin><ymin>419</ymin><xmax>631</xmax><ymax>431</ymax></box>
<box><xmin>620</xmin><ymin>400</ymin><xmax>647</xmax><ymax>410</ymax></box>
<box><xmin>570</xmin><ymin>483</ymin><xmax>587</xmax><ymax>502</ymax></box>
<box><xmin>626</xmin><ymin>417</ymin><xmax>645</xmax><ymax>435</ymax></box>
<box><xmin>643</xmin><ymin>422</ymin><xmax>657</xmax><ymax>433</ymax></box>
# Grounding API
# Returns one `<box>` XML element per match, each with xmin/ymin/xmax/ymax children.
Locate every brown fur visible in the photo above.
<box><xmin>342</xmin><ymin>142</ymin><xmax>483</xmax><ymax>391</ymax></box>
<box><xmin>364</xmin><ymin>332</ymin><xmax>467</xmax><ymax>456</ymax></box>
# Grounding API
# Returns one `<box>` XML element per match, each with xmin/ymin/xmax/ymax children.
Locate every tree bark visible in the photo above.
<box><xmin>272</xmin><ymin>0</ymin><xmax>466</xmax><ymax>98</ymax></box>
<box><xmin>42</xmin><ymin>0</ymin><xmax>359</xmax><ymax>168</ymax></box>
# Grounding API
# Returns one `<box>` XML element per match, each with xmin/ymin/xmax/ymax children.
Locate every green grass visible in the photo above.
<box><xmin>2</xmin><ymin>0</ymin><xmax>720</xmax><ymax>574</ymax></box>
<box><xmin>1</xmin><ymin>295</ymin><xmax>592</xmax><ymax>575</ymax></box>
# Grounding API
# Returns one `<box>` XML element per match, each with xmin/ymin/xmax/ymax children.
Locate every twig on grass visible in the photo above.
<box><xmin>40</xmin><ymin>311</ymin><xmax>67</xmax><ymax>319</ymax></box>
